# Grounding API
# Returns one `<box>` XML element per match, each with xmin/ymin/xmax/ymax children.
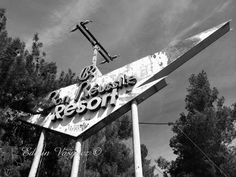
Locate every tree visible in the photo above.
<box><xmin>156</xmin><ymin>71</ymin><xmax>236</xmax><ymax>177</ymax></box>
<box><xmin>0</xmin><ymin>8</ymin><xmax>156</xmax><ymax>177</ymax></box>
<box><xmin>86</xmin><ymin>115</ymin><xmax>157</xmax><ymax>177</ymax></box>
<box><xmin>141</xmin><ymin>144</ymin><xmax>158</xmax><ymax>177</ymax></box>
<box><xmin>0</xmin><ymin>8</ymin><xmax>78</xmax><ymax>177</ymax></box>
<box><xmin>156</xmin><ymin>156</ymin><xmax>170</xmax><ymax>177</ymax></box>
<box><xmin>85</xmin><ymin>115</ymin><xmax>133</xmax><ymax>177</ymax></box>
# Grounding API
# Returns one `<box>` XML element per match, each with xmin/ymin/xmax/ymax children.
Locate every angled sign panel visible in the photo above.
<box><xmin>19</xmin><ymin>21</ymin><xmax>230</xmax><ymax>139</ymax></box>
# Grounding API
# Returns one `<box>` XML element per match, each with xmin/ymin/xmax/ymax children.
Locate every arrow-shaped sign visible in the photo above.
<box><xmin>19</xmin><ymin>21</ymin><xmax>230</xmax><ymax>139</ymax></box>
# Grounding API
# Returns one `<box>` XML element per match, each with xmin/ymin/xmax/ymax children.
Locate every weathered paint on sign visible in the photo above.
<box><xmin>19</xmin><ymin>21</ymin><xmax>230</xmax><ymax>139</ymax></box>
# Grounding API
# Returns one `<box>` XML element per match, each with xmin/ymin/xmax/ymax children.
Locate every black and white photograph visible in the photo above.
<box><xmin>0</xmin><ymin>0</ymin><xmax>236</xmax><ymax>177</ymax></box>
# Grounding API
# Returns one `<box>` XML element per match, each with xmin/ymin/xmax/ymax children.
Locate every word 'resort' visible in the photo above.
<box><xmin>49</xmin><ymin>74</ymin><xmax>137</xmax><ymax>122</ymax></box>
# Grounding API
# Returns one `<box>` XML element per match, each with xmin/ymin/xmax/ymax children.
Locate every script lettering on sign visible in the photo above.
<box><xmin>48</xmin><ymin>65</ymin><xmax>137</xmax><ymax>122</ymax></box>
<box><xmin>19</xmin><ymin>21</ymin><xmax>230</xmax><ymax>138</ymax></box>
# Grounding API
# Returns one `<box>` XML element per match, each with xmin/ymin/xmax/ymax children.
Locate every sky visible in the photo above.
<box><xmin>2</xmin><ymin>0</ymin><xmax>236</xmax><ymax>176</ymax></box>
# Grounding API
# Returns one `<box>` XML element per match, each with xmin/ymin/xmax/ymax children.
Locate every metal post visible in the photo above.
<box><xmin>71</xmin><ymin>40</ymin><xmax>99</xmax><ymax>177</ymax></box>
<box><xmin>28</xmin><ymin>130</ymin><xmax>45</xmax><ymax>177</ymax></box>
<box><xmin>70</xmin><ymin>138</ymin><xmax>82</xmax><ymax>177</ymax></box>
<box><xmin>79</xmin><ymin>139</ymin><xmax>89</xmax><ymax>177</ymax></box>
<box><xmin>131</xmin><ymin>100</ymin><xmax>143</xmax><ymax>177</ymax></box>
<box><xmin>92</xmin><ymin>45</ymin><xmax>99</xmax><ymax>66</ymax></box>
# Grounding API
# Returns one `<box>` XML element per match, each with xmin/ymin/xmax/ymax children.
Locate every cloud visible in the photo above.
<box><xmin>166</xmin><ymin>0</ymin><xmax>233</xmax><ymax>46</ymax></box>
<box><xmin>161</xmin><ymin>0</ymin><xmax>193</xmax><ymax>37</ymax></box>
<box><xmin>162</xmin><ymin>0</ymin><xmax>193</xmax><ymax>26</ymax></box>
<box><xmin>216</xmin><ymin>0</ymin><xmax>233</xmax><ymax>12</ymax></box>
<box><xmin>94</xmin><ymin>0</ymin><xmax>196</xmax><ymax>63</ymax></box>
<box><xmin>169</xmin><ymin>21</ymin><xmax>200</xmax><ymax>46</ymax></box>
<box><xmin>25</xmin><ymin>0</ymin><xmax>104</xmax><ymax>48</ymax></box>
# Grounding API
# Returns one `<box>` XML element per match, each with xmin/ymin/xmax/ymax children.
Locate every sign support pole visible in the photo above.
<box><xmin>92</xmin><ymin>45</ymin><xmax>99</xmax><ymax>66</ymax></box>
<box><xmin>80</xmin><ymin>45</ymin><xmax>99</xmax><ymax>176</ymax></box>
<box><xmin>21</xmin><ymin>20</ymin><xmax>230</xmax><ymax>177</ymax></box>
<box><xmin>131</xmin><ymin>100</ymin><xmax>143</xmax><ymax>177</ymax></box>
<box><xmin>28</xmin><ymin>130</ymin><xmax>45</xmax><ymax>177</ymax></box>
<box><xmin>71</xmin><ymin>45</ymin><xmax>99</xmax><ymax>177</ymax></box>
<box><xmin>70</xmin><ymin>138</ymin><xmax>83</xmax><ymax>177</ymax></box>
<box><xmin>79</xmin><ymin>139</ymin><xmax>89</xmax><ymax>176</ymax></box>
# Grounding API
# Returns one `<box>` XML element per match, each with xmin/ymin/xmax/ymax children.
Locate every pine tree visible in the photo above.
<box><xmin>141</xmin><ymin>144</ymin><xmax>157</xmax><ymax>177</ymax></box>
<box><xmin>85</xmin><ymin>115</ymin><xmax>157</xmax><ymax>177</ymax></box>
<box><xmin>0</xmin><ymin>8</ymin><xmax>78</xmax><ymax>176</ymax></box>
<box><xmin>85</xmin><ymin>115</ymin><xmax>133</xmax><ymax>177</ymax></box>
<box><xmin>0</xmin><ymin>8</ymin><xmax>157</xmax><ymax>177</ymax></box>
<box><xmin>156</xmin><ymin>71</ymin><xmax>236</xmax><ymax>177</ymax></box>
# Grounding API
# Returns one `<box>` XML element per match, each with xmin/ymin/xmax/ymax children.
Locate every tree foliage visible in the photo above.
<box><xmin>0</xmin><ymin>8</ymin><xmax>78</xmax><ymax>177</ymax></box>
<box><xmin>86</xmin><ymin>115</ymin><xmax>157</xmax><ymax>177</ymax></box>
<box><xmin>0</xmin><ymin>8</ymin><xmax>156</xmax><ymax>177</ymax></box>
<box><xmin>156</xmin><ymin>71</ymin><xmax>236</xmax><ymax>177</ymax></box>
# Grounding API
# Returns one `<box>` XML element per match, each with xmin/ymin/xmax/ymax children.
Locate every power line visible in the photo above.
<box><xmin>117</xmin><ymin>120</ymin><xmax>231</xmax><ymax>177</ymax></box>
<box><xmin>139</xmin><ymin>122</ymin><xmax>174</xmax><ymax>125</ymax></box>
<box><xmin>117</xmin><ymin>121</ymin><xmax>174</xmax><ymax>125</ymax></box>
<box><xmin>117</xmin><ymin>119</ymin><xmax>235</xmax><ymax>125</ymax></box>
<box><xmin>176</xmin><ymin>126</ymin><xmax>229</xmax><ymax>177</ymax></box>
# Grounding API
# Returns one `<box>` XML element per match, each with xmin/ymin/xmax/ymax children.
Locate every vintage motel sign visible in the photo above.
<box><xmin>20</xmin><ymin>21</ymin><xmax>230</xmax><ymax>139</ymax></box>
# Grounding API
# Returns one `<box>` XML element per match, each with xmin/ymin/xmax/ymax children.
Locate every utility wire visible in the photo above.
<box><xmin>117</xmin><ymin>121</ymin><xmax>174</xmax><ymax>125</ymax></box>
<box><xmin>176</xmin><ymin>126</ymin><xmax>229</xmax><ymax>177</ymax></box>
<box><xmin>118</xmin><ymin>120</ymin><xmax>230</xmax><ymax>177</ymax></box>
<box><xmin>139</xmin><ymin>122</ymin><xmax>174</xmax><ymax>125</ymax></box>
<box><xmin>117</xmin><ymin>119</ymin><xmax>235</xmax><ymax>125</ymax></box>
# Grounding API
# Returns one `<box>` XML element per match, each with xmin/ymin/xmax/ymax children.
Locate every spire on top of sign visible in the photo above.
<box><xmin>70</xmin><ymin>20</ymin><xmax>120</xmax><ymax>65</ymax></box>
